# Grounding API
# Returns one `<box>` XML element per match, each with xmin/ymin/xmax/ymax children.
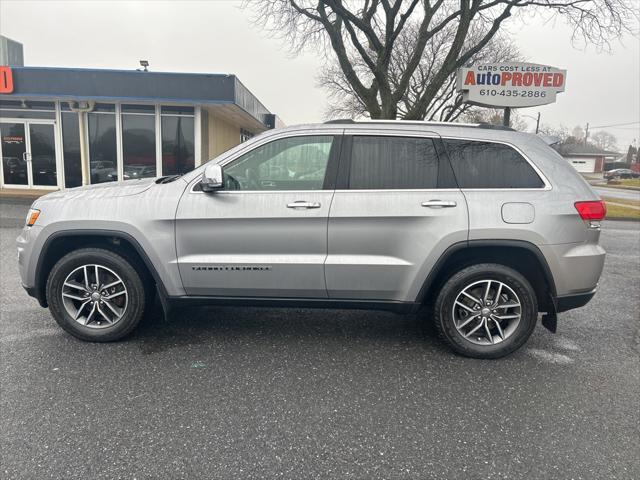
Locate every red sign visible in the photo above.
<box><xmin>0</xmin><ymin>67</ymin><xmax>14</xmax><ymax>94</ymax></box>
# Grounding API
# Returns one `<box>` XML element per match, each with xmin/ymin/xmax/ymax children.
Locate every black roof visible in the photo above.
<box><xmin>0</xmin><ymin>66</ymin><xmax>274</xmax><ymax>127</ymax></box>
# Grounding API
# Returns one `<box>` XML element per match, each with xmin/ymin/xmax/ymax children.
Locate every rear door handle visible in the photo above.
<box><xmin>421</xmin><ymin>200</ymin><xmax>457</xmax><ymax>208</ymax></box>
<box><xmin>287</xmin><ymin>201</ymin><xmax>321</xmax><ymax>209</ymax></box>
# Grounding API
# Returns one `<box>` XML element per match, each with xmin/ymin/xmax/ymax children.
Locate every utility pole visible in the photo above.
<box><xmin>584</xmin><ymin>122</ymin><xmax>590</xmax><ymax>145</ymax></box>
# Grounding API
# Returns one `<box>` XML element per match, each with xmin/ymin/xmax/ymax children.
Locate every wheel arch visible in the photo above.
<box><xmin>416</xmin><ymin>240</ymin><xmax>557</xmax><ymax>312</ymax></box>
<box><xmin>34</xmin><ymin>230</ymin><xmax>165</xmax><ymax>308</ymax></box>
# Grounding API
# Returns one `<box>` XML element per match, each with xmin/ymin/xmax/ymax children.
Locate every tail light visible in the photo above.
<box><xmin>574</xmin><ymin>200</ymin><xmax>606</xmax><ymax>221</ymax></box>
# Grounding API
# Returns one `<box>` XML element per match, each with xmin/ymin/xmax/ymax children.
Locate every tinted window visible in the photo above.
<box><xmin>443</xmin><ymin>139</ymin><xmax>544</xmax><ymax>189</ymax></box>
<box><xmin>0</xmin><ymin>99</ymin><xmax>55</xmax><ymax>119</ymax></box>
<box><xmin>61</xmin><ymin>112</ymin><xmax>82</xmax><ymax>188</ymax></box>
<box><xmin>122</xmin><ymin>114</ymin><xmax>156</xmax><ymax>179</ymax></box>
<box><xmin>161</xmin><ymin>115</ymin><xmax>194</xmax><ymax>175</ymax></box>
<box><xmin>224</xmin><ymin>136</ymin><xmax>334</xmax><ymax>191</ymax></box>
<box><xmin>88</xmin><ymin>111</ymin><xmax>117</xmax><ymax>184</ymax></box>
<box><xmin>349</xmin><ymin>136</ymin><xmax>439</xmax><ymax>189</ymax></box>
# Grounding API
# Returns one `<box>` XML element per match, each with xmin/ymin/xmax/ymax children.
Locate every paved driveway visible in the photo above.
<box><xmin>1</xmin><ymin>199</ymin><xmax>638</xmax><ymax>479</ymax></box>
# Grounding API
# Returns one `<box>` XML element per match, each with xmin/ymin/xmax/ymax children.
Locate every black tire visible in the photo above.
<box><xmin>46</xmin><ymin>248</ymin><xmax>147</xmax><ymax>342</ymax></box>
<box><xmin>434</xmin><ymin>263</ymin><xmax>538</xmax><ymax>359</ymax></box>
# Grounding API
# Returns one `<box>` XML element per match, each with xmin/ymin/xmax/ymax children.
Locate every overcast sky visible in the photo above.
<box><xmin>1</xmin><ymin>0</ymin><xmax>638</xmax><ymax>150</ymax></box>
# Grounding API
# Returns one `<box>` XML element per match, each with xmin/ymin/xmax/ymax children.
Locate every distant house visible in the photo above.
<box><xmin>552</xmin><ymin>143</ymin><xmax>619</xmax><ymax>174</ymax></box>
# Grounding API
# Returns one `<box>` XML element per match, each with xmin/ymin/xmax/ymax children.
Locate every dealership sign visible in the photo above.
<box><xmin>456</xmin><ymin>62</ymin><xmax>566</xmax><ymax>108</ymax></box>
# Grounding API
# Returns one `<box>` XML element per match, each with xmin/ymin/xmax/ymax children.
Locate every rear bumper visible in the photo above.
<box><xmin>555</xmin><ymin>288</ymin><xmax>597</xmax><ymax>313</ymax></box>
<box><xmin>539</xmin><ymin>242</ymin><xmax>605</xmax><ymax>298</ymax></box>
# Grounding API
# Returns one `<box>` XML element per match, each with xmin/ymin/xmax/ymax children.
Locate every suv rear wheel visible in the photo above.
<box><xmin>434</xmin><ymin>263</ymin><xmax>538</xmax><ymax>359</ymax></box>
<box><xmin>46</xmin><ymin>248</ymin><xmax>146</xmax><ymax>342</ymax></box>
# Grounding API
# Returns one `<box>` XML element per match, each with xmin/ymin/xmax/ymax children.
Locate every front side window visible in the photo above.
<box><xmin>443</xmin><ymin>139</ymin><xmax>545</xmax><ymax>189</ymax></box>
<box><xmin>348</xmin><ymin>136</ymin><xmax>439</xmax><ymax>189</ymax></box>
<box><xmin>223</xmin><ymin>135</ymin><xmax>334</xmax><ymax>191</ymax></box>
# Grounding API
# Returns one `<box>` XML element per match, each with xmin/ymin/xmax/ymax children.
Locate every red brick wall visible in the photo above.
<box><xmin>594</xmin><ymin>156</ymin><xmax>604</xmax><ymax>173</ymax></box>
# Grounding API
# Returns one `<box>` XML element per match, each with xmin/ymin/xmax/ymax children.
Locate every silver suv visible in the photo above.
<box><xmin>17</xmin><ymin>121</ymin><xmax>606</xmax><ymax>358</ymax></box>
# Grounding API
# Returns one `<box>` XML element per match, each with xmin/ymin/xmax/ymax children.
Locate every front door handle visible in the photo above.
<box><xmin>421</xmin><ymin>200</ymin><xmax>457</xmax><ymax>208</ymax></box>
<box><xmin>287</xmin><ymin>201</ymin><xmax>321</xmax><ymax>209</ymax></box>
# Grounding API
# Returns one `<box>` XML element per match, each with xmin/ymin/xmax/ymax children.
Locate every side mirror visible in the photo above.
<box><xmin>201</xmin><ymin>164</ymin><xmax>224</xmax><ymax>192</ymax></box>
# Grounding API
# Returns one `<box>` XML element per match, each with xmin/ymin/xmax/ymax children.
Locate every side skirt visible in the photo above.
<box><xmin>161</xmin><ymin>295</ymin><xmax>417</xmax><ymax>316</ymax></box>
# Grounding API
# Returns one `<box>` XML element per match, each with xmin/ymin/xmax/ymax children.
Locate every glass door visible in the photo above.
<box><xmin>1</xmin><ymin>120</ymin><xmax>59</xmax><ymax>188</ymax></box>
<box><xmin>28</xmin><ymin>123</ymin><xmax>58</xmax><ymax>187</ymax></box>
<box><xmin>1</xmin><ymin>122</ymin><xmax>28</xmax><ymax>186</ymax></box>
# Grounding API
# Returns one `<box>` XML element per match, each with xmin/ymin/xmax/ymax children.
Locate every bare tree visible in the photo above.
<box><xmin>461</xmin><ymin>106</ymin><xmax>528</xmax><ymax>131</ymax></box>
<box><xmin>319</xmin><ymin>27</ymin><xmax>522</xmax><ymax>121</ymax></box>
<box><xmin>247</xmin><ymin>0</ymin><xmax>637</xmax><ymax>120</ymax></box>
<box><xmin>538</xmin><ymin>124</ymin><xmax>571</xmax><ymax>143</ymax></box>
<box><xmin>591</xmin><ymin>130</ymin><xmax>619</xmax><ymax>151</ymax></box>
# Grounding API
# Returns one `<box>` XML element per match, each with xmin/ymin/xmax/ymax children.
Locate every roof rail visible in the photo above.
<box><xmin>476</xmin><ymin>123</ymin><xmax>515</xmax><ymax>131</ymax></box>
<box><xmin>324</xmin><ymin>119</ymin><xmax>355</xmax><ymax>124</ymax></box>
<box><xmin>323</xmin><ymin>118</ymin><xmax>514</xmax><ymax>131</ymax></box>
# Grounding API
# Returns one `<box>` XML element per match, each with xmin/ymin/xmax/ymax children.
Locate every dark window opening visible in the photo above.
<box><xmin>61</xmin><ymin>112</ymin><xmax>82</xmax><ymax>188</ymax></box>
<box><xmin>161</xmin><ymin>115</ymin><xmax>194</xmax><ymax>176</ymax></box>
<box><xmin>348</xmin><ymin>136</ymin><xmax>439</xmax><ymax>190</ymax></box>
<box><xmin>88</xmin><ymin>110</ymin><xmax>117</xmax><ymax>184</ymax></box>
<box><xmin>122</xmin><ymin>113</ymin><xmax>156</xmax><ymax>179</ymax></box>
<box><xmin>443</xmin><ymin>139</ymin><xmax>544</xmax><ymax>189</ymax></box>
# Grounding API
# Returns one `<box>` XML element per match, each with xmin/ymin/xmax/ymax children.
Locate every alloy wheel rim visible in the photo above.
<box><xmin>452</xmin><ymin>279</ymin><xmax>522</xmax><ymax>346</ymax></box>
<box><xmin>61</xmin><ymin>264</ymin><xmax>128</xmax><ymax>329</ymax></box>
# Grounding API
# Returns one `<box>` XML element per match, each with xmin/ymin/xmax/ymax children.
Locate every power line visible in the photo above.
<box><xmin>590</xmin><ymin>121</ymin><xmax>640</xmax><ymax>129</ymax></box>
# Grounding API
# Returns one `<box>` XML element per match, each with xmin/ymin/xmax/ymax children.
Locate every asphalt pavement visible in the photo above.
<box><xmin>594</xmin><ymin>185</ymin><xmax>640</xmax><ymax>201</ymax></box>
<box><xmin>1</xmin><ymin>199</ymin><xmax>639</xmax><ymax>480</ymax></box>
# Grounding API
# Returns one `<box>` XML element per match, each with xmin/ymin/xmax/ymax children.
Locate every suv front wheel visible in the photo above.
<box><xmin>46</xmin><ymin>248</ymin><xmax>147</xmax><ymax>342</ymax></box>
<box><xmin>434</xmin><ymin>263</ymin><xmax>538</xmax><ymax>359</ymax></box>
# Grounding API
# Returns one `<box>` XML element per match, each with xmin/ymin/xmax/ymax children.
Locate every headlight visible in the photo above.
<box><xmin>25</xmin><ymin>208</ymin><xmax>41</xmax><ymax>227</ymax></box>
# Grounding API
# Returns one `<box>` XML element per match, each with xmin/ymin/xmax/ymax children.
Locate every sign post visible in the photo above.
<box><xmin>503</xmin><ymin>107</ymin><xmax>511</xmax><ymax>127</ymax></box>
<box><xmin>456</xmin><ymin>62</ymin><xmax>566</xmax><ymax>127</ymax></box>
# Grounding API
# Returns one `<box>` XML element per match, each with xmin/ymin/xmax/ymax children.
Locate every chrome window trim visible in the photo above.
<box><xmin>333</xmin><ymin>188</ymin><xmax>462</xmax><ymax>193</ymax></box>
<box><xmin>439</xmin><ymin>135</ymin><xmax>552</xmax><ymax>191</ymax></box>
<box><xmin>189</xmin><ymin>189</ymin><xmax>334</xmax><ymax>195</ymax></box>
<box><xmin>185</xmin><ymin>128</ymin><xmax>552</xmax><ymax>194</ymax></box>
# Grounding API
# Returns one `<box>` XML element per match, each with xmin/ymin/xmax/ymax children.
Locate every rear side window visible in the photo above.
<box><xmin>349</xmin><ymin>136</ymin><xmax>439</xmax><ymax>189</ymax></box>
<box><xmin>443</xmin><ymin>139</ymin><xmax>544</xmax><ymax>189</ymax></box>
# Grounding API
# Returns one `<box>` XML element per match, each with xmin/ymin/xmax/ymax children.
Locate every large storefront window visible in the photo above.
<box><xmin>61</xmin><ymin>110</ymin><xmax>82</xmax><ymax>188</ymax></box>
<box><xmin>161</xmin><ymin>106</ymin><xmax>194</xmax><ymax>176</ymax></box>
<box><xmin>2</xmin><ymin>101</ymin><xmax>199</xmax><ymax>190</ymax></box>
<box><xmin>0</xmin><ymin>100</ymin><xmax>56</xmax><ymax>119</ymax></box>
<box><xmin>88</xmin><ymin>104</ymin><xmax>118</xmax><ymax>184</ymax></box>
<box><xmin>122</xmin><ymin>104</ymin><xmax>156</xmax><ymax>179</ymax></box>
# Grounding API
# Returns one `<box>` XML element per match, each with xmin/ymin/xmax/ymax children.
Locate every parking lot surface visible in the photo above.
<box><xmin>1</xmin><ymin>198</ymin><xmax>639</xmax><ymax>479</ymax></box>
